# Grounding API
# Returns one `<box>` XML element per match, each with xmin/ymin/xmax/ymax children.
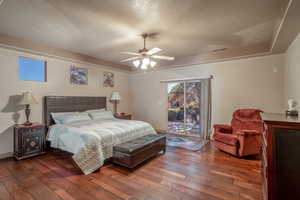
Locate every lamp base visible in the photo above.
<box><xmin>113</xmin><ymin>101</ymin><xmax>119</xmax><ymax>115</ymax></box>
<box><xmin>23</xmin><ymin>121</ymin><xmax>33</xmax><ymax>126</ymax></box>
<box><xmin>286</xmin><ymin>110</ymin><xmax>298</xmax><ymax>117</ymax></box>
<box><xmin>23</xmin><ymin>104</ymin><xmax>32</xmax><ymax>126</ymax></box>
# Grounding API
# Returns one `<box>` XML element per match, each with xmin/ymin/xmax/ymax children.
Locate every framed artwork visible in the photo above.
<box><xmin>103</xmin><ymin>72</ymin><xmax>114</xmax><ymax>87</ymax></box>
<box><xmin>70</xmin><ymin>66</ymin><xmax>88</xmax><ymax>85</ymax></box>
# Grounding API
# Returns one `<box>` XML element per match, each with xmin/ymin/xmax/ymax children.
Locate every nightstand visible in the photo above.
<box><xmin>14</xmin><ymin>124</ymin><xmax>46</xmax><ymax>160</ymax></box>
<box><xmin>114</xmin><ymin>113</ymin><xmax>132</xmax><ymax>120</ymax></box>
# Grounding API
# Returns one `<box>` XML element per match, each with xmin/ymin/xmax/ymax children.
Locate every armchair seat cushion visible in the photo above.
<box><xmin>236</xmin><ymin>130</ymin><xmax>260</xmax><ymax>136</ymax></box>
<box><xmin>213</xmin><ymin>124</ymin><xmax>232</xmax><ymax>133</ymax></box>
<box><xmin>214</xmin><ymin>133</ymin><xmax>238</xmax><ymax>146</ymax></box>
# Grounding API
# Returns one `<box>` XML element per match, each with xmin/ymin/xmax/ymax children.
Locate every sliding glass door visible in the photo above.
<box><xmin>168</xmin><ymin>82</ymin><xmax>185</xmax><ymax>133</ymax></box>
<box><xmin>167</xmin><ymin>81</ymin><xmax>201</xmax><ymax>136</ymax></box>
<box><xmin>185</xmin><ymin>81</ymin><xmax>201</xmax><ymax>135</ymax></box>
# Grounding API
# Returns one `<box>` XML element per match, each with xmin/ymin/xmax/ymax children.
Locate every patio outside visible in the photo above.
<box><xmin>167</xmin><ymin>82</ymin><xmax>201</xmax><ymax>136</ymax></box>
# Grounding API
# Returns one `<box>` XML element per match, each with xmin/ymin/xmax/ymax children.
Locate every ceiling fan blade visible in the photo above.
<box><xmin>120</xmin><ymin>57</ymin><xmax>140</xmax><ymax>62</ymax></box>
<box><xmin>147</xmin><ymin>47</ymin><xmax>162</xmax><ymax>55</ymax></box>
<box><xmin>121</xmin><ymin>52</ymin><xmax>141</xmax><ymax>56</ymax></box>
<box><xmin>152</xmin><ymin>55</ymin><xmax>175</xmax><ymax>61</ymax></box>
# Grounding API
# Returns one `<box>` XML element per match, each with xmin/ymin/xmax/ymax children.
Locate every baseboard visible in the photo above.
<box><xmin>0</xmin><ymin>152</ymin><xmax>13</xmax><ymax>159</ymax></box>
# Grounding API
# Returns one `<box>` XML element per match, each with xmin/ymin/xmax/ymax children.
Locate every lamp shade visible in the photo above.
<box><xmin>110</xmin><ymin>92</ymin><xmax>121</xmax><ymax>101</ymax></box>
<box><xmin>19</xmin><ymin>92</ymin><xmax>38</xmax><ymax>105</ymax></box>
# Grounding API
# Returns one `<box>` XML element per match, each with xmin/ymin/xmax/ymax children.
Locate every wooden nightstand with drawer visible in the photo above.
<box><xmin>14</xmin><ymin>124</ymin><xmax>46</xmax><ymax>160</ymax></box>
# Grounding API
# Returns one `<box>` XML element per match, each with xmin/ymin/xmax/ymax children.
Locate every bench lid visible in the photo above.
<box><xmin>114</xmin><ymin>134</ymin><xmax>166</xmax><ymax>154</ymax></box>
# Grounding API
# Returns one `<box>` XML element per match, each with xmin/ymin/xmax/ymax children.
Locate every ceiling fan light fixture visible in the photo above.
<box><xmin>133</xmin><ymin>60</ymin><xmax>140</xmax><ymax>68</ymax></box>
<box><xmin>142</xmin><ymin>58</ymin><xmax>150</xmax><ymax>65</ymax></box>
<box><xmin>120</xmin><ymin>33</ymin><xmax>174</xmax><ymax>70</ymax></box>
<box><xmin>141</xmin><ymin>63</ymin><xmax>148</xmax><ymax>70</ymax></box>
<box><xmin>150</xmin><ymin>61</ymin><xmax>156</xmax><ymax>67</ymax></box>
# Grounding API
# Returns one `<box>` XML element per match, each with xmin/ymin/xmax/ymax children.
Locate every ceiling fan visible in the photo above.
<box><xmin>120</xmin><ymin>33</ymin><xmax>174</xmax><ymax>70</ymax></box>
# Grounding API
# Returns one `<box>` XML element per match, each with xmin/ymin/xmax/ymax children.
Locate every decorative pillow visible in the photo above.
<box><xmin>51</xmin><ymin>112</ymin><xmax>79</xmax><ymax>124</ymax></box>
<box><xmin>52</xmin><ymin>112</ymin><xmax>91</xmax><ymax>124</ymax></box>
<box><xmin>88</xmin><ymin>110</ymin><xmax>114</xmax><ymax>120</ymax></box>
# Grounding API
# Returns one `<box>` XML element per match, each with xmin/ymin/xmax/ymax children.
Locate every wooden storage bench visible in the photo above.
<box><xmin>113</xmin><ymin>134</ymin><xmax>166</xmax><ymax>168</ymax></box>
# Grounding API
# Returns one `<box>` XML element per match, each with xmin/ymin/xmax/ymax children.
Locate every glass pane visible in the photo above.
<box><xmin>168</xmin><ymin>82</ymin><xmax>185</xmax><ymax>133</ymax></box>
<box><xmin>19</xmin><ymin>57</ymin><xmax>46</xmax><ymax>82</ymax></box>
<box><xmin>185</xmin><ymin>82</ymin><xmax>201</xmax><ymax>135</ymax></box>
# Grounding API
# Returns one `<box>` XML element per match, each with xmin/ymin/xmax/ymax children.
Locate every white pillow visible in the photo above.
<box><xmin>51</xmin><ymin>112</ymin><xmax>78</xmax><ymax>124</ymax></box>
<box><xmin>88</xmin><ymin>110</ymin><xmax>114</xmax><ymax>120</ymax></box>
<box><xmin>52</xmin><ymin>112</ymin><xmax>91</xmax><ymax>124</ymax></box>
<box><xmin>85</xmin><ymin>108</ymin><xmax>106</xmax><ymax>113</ymax></box>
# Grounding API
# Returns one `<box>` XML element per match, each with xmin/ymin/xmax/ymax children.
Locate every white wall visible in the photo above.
<box><xmin>284</xmin><ymin>33</ymin><xmax>300</xmax><ymax>107</ymax></box>
<box><xmin>0</xmin><ymin>46</ymin><xmax>288</xmax><ymax>156</ymax></box>
<box><xmin>129</xmin><ymin>54</ymin><xmax>285</xmax><ymax>130</ymax></box>
<box><xmin>0</xmin><ymin>47</ymin><xmax>132</xmax><ymax>155</ymax></box>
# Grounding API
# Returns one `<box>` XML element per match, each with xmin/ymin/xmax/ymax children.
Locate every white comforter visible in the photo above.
<box><xmin>47</xmin><ymin>118</ymin><xmax>156</xmax><ymax>174</ymax></box>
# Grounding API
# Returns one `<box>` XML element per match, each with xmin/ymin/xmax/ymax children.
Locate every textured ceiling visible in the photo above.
<box><xmin>0</xmin><ymin>0</ymin><xmax>287</xmax><ymax>69</ymax></box>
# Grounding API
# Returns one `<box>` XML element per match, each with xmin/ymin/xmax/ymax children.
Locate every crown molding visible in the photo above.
<box><xmin>271</xmin><ymin>0</ymin><xmax>300</xmax><ymax>53</ymax></box>
<box><xmin>151</xmin><ymin>42</ymin><xmax>270</xmax><ymax>70</ymax></box>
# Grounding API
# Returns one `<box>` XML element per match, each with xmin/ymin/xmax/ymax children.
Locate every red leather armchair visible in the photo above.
<box><xmin>213</xmin><ymin>109</ymin><xmax>263</xmax><ymax>157</ymax></box>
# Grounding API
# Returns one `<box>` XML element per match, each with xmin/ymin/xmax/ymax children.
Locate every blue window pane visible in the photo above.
<box><xmin>19</xmin><ymin>57</ymin><xmax>46</xmax><ymax>82</ymax></box>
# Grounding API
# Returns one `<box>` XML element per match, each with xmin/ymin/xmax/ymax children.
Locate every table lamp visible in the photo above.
<box><xmin>19</xmin><ymin>92</ymin><xmax>38</xmax><ymax>126</ymax></box>
<box><xmin>110</xmin><ymin>92</ymin><xmax>121</xmax><ymax>114</ymax></box>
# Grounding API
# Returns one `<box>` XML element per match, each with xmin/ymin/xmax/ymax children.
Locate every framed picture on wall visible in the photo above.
<box><xmin>70</xmin><ymin>66</ymin><xmax>88</xmax><ymax>85</ymax></box>
<box><xmin>103</xmin><ymin>72</ymin><xmax>114</xmax><ymax>87</ymax></box>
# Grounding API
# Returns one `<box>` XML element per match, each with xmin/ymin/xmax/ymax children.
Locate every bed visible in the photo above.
<box><xmin>44</xmin><ymin>96</ymin><xmax>157</xmax><ymax>175</ymax></box>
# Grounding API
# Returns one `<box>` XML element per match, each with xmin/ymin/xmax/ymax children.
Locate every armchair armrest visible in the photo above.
<box><xmin>236</xmin><ymin>129</ymin><xmax>262</xmax><ymax>156</ymax></box>
<box><xmin>236</xmin><ymin>130</ymin><xmax>261</xmax><ymax>136</ymax></box>
<box><xmin>214</xmin><ymin>124</ymin><xmax>232</xmax><ymax>134</ymax></box>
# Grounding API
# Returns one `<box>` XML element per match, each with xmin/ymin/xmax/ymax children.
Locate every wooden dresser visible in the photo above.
<box><xmin>261</xmin><ymin>113</ymin><xmax>300</xmax><ymax>200</ymax></box>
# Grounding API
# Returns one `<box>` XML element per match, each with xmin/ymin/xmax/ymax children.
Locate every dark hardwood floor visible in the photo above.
<box><xmin>0</xmin><ymin>142</ymin><xmax>262</xmax><ymax>200</ymax></box>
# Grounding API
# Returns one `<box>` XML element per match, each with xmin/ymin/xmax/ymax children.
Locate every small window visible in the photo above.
<box><xmin>19</xmin><ymin>57</ymin><xmax>46</xmax><ymax>82</ymax></box>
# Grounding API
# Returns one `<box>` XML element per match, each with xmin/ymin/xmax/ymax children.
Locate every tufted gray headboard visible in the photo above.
<box><xmin>43</xmin><ymin>96</ymin><xmax>106</xmax><ymax>127</ymax></box>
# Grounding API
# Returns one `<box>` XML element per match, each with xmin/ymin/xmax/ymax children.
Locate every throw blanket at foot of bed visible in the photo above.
<box><xmin>47</xmin><ymin>119</ymin><xmax>157</xmax><ymax>175</ymax></box>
